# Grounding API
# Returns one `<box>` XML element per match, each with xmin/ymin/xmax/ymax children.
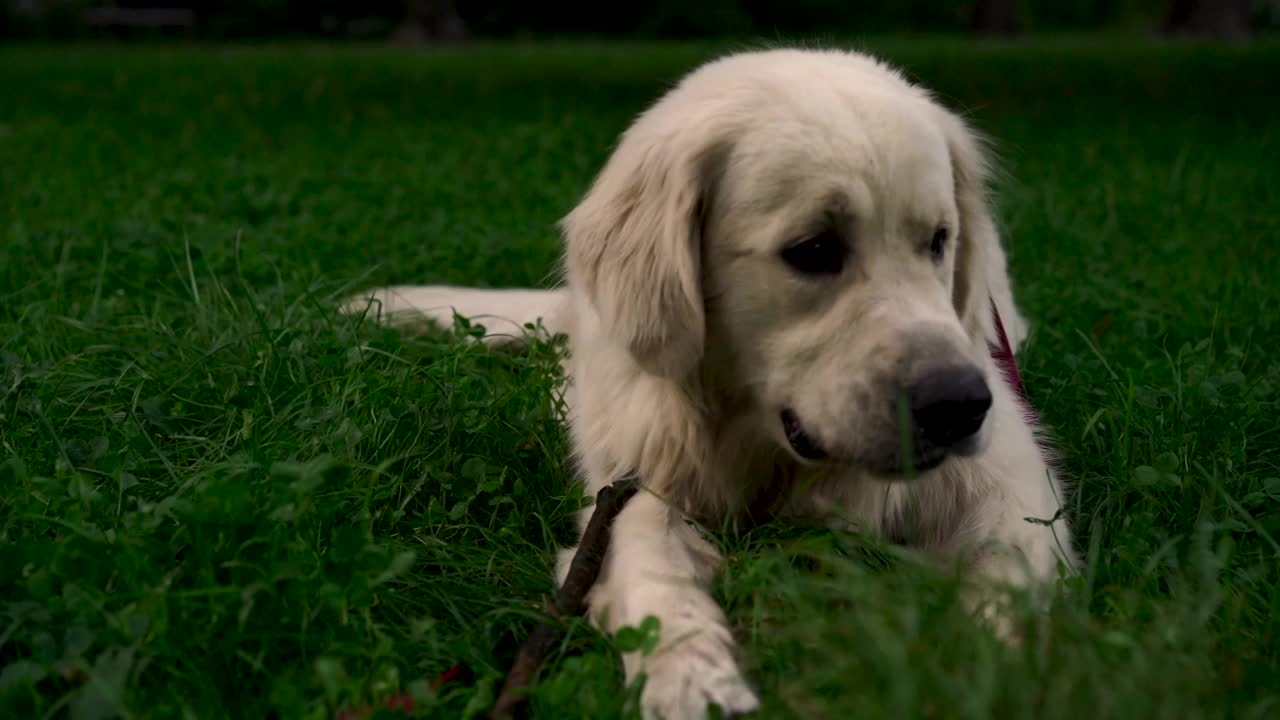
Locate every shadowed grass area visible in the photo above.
<box><xmin>1</xmin><ymin>38</ymin><xmax>1278</xmax><ymax>719</ymax></box>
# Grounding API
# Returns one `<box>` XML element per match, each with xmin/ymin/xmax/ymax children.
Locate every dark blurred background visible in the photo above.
<box><xmin>3</xmin><ymin>0</ymin><xmax>1278</xmax><ymax>43</ymax></box>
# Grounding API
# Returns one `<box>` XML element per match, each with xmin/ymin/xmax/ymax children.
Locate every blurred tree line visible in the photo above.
<box><xmin>3</xmin><ymin>0</ymin><xmax>1277</xmax><ymax>42</ymax></box>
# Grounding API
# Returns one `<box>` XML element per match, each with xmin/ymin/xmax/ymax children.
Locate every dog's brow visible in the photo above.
<box><xmin>769</xmin><ymin>194</ymin><xmax>854</xmax><ymax>250</ymax></box>
<box><xmin>750</xmin><ymin>169</ymin><xmax>808</xmax><ymax>214</ymax></box>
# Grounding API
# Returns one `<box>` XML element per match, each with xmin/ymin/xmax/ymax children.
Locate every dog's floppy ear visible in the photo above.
<box><xmin>561</xmin><ymin>112</ymin><xmax>728</xmax><ymax>378</ymax></box>
<box><xmin>940</xmin><ymin>111</ymin><xmax>1029</xmax><ymax>353</ymax></box>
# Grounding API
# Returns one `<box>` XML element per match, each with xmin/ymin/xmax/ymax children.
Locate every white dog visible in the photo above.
<box><xmin>343</xmin><ymin>47</ymin><xmax>1079</xmax><ymax>720</ymax></box>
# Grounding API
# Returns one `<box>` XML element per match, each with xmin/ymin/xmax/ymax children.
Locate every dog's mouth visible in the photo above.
<box><xmin>779</xmin><ymin>409</ymin><xmax>974</xmax><ymax>475</ymax></box>
<box><xmin>780</xmin><ymin>408</ymin><xmax>828</xmax><ymax>461</ymax></box>
<box><xmin>887</xmin><ymin>443</ymin><xmax>948</xmax><ymax>475</ymax></box>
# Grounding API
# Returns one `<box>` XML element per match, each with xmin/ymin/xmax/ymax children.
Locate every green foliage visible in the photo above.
<box><xmin>10</xmin><ymin>1</ymin><xmax>1279</xmax><ymax>42</ymax></box>
<box><xmin>1</xmin><ymin>38</ymin><xmax>1278</xmax><ymax>718</ymax></box>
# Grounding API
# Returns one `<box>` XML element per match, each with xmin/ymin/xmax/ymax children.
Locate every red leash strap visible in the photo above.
<box><xmin>989</xmin><ymin>299</ymin><xmax>1024</xmax><ymax>395</ymax></box>
<box><xmin>988</xmin><ymin>298</ymin><xmax>1042</xmax><ymax>430</ymax></box>
<box><xmin>333</xmin><ymin>662</ymin><xmax>469</xmax><ymax>720</ymax></box>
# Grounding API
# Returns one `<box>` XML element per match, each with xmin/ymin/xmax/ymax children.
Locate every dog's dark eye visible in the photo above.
<box><xmin>929</xmin><ymin>226</ymin><xmax>948</xmax><ymax>260</ymax></box>
<box><xmin>781</xmin><ymin>232</ymin><xmax>846</xmax><ymax>276</ymax></box>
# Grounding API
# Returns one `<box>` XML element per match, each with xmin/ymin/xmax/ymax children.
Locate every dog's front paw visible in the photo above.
<box><xmin>635</xmin><ymin>634</ymin><xmax>760</xmax><ymax>720</ymax></box>
<box><xmin>963</xmin><ymin>538</ymin><xmax>1065</xmax><ymax>645</ymax></box>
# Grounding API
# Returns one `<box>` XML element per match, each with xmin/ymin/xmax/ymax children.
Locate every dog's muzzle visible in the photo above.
<box><xmin>781</xmin><ymin>364</ymin><xmax>992</xmax><ymax>473</ymax></box>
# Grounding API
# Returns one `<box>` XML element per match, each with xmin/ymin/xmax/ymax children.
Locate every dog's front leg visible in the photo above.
<box><xmin>949</xmin><ymin>453</ymin><xmax>1080</xmax><ymax>640</ymax></box>
<box><xmin>559</xmin><ymin>490</ymin><xmax>759</xmax><ymax>720</ymax></box>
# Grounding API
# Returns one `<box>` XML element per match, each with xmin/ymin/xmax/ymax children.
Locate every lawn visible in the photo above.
<box><xmin>1</xmin><ymin>37</ymin><xmax>1278</xmax><ymax>719</ymax></box>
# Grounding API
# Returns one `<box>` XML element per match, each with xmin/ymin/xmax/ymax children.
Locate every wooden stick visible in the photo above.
<box><xmin>490</xmin><ymin>475</ymin><xmax>640</xmax><ymax>720</ymax></box>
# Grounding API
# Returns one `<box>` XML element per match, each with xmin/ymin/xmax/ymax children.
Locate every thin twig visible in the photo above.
<box><xmin>490</xmin><ymin>475</ymin><xmax>640</xmax><ymax>720</ymax></box>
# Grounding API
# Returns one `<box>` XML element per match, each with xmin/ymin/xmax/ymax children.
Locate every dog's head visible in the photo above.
<box><xmin>563</xmin><ymin>49</ymin><xmax>1022</xmax><ymax>479</ymax></box>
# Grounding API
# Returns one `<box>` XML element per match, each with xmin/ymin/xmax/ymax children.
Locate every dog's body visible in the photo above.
<box><xmin>345</xmin><ymin>48</ymin><xmax>1078</xmax><ymax>720</ymax></box>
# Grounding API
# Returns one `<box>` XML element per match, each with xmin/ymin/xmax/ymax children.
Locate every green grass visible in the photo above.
<box><xmin>2</xmin><ymin>38</ymin><xmax>1278</xmax><ymax>719</ymax></box>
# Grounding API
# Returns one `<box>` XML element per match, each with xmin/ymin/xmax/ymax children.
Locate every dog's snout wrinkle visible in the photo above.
<box><xmin>908</xmin><ymin>366</ymin><xmax>992</xmax><ymax>447</ymax></box>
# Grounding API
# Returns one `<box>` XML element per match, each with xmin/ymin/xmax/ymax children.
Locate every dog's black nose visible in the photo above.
<box><xmin>909</xmin><ymin>366</ymin><xmax>992</xmax><ymax>447</ymax></box>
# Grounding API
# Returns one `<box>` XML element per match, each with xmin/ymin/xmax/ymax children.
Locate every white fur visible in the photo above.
<box><xmin>343</xmin><ymin>48</ymin><xmax>1077</xmax><ymax>720</ymax></box>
